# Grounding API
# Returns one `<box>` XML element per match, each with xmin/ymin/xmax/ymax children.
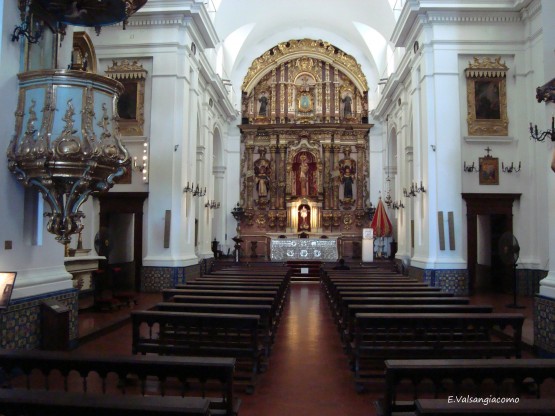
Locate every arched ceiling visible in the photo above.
<box><xmin>213</xmin><ymin>0</ymin><xmax>397</xmax><ymax>106</ymax></box>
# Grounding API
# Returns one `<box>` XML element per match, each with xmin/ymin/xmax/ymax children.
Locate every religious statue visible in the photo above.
<box><xmin>258</xmin><ymin>93</ymin><xmax>269</xmax><ymax>117</ymax></box>
<box><xmin>339</xmin><ymin>146</ymin><xmax>356</xmax><ymax>202</ymax></box>
<box><xmin>341</xmin><ymin>166</ymin><xmax>354</xmax><ymax>199</ymax></box>
<box><xmin>299</xmin><ymin>155</ymin><xmax>310</xmax><ymax>196</ymax></box>
<box><xmin>256</xmin><ymin>165</ymin><xmax>270</xmax><ymax>197</ymax></box>
<box><xmin>254</xmin><ymin>147</ymin><xmax>271</xmax><ymax>200</ymax></box>
<box><xmin>342</xmin><ymin>94</ymin><xmax>352</xmax><ymax>117</ymax></box>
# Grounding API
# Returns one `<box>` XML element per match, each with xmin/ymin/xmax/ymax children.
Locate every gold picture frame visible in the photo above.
<box><xmin>465</xmin><ymin>57</ymin><xmax>508</xmax><ymax>136</ymax></box>
<box><xmin>479</xmin><ymin>156</ymin><xmax>499</xmax><ymax>185</ymax></box>
<box><xmin>105</xmin><ymin>59</ymin><xmax>147</xmax><ymax>136</ymax></box>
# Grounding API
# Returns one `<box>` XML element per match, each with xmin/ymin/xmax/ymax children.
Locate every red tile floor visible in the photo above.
<box><xmin>73</xmin><ymin>282</ymin><xmax>537</xmax><ymax>416</ymax></box>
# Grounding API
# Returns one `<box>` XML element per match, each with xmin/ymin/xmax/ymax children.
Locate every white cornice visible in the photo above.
<box><xmin>134</xmin><ymin>0</ymin><xmax>219</xmax><ymax>49</ymax></box>
<box><xmin>392</xmin><ymin>0</ymin><xmax>532</xmax><ymax>47</ymax></box>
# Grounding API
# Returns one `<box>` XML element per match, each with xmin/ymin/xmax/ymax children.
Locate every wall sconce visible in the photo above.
<box><xmin>11</xmin><ymin>0</ymin><xmax>44</xmax><ymax>44</ymax></box>
<box><xmin>529</xmin><ymin>116</ymin><xmax>554</xmax><ymax>142</ymax></box>
<box><xmin>502</xmin><ymin>161</ymin><xmax>521</xmax><ymax>173</ymax></box>
<box><xmin>392</xmin><ymin>200</ymin><xmax>404</xmax><ymax>210</ymax></box>
<box><xmin>132</xmin><ymin>142</ymin><xmax>148</xmax><ymax>182</ymax></box>
<box><xmin>183</xmin><ymin>182</ymin><xmax>206</xmax><ymax>197</ymax></box>
<box><xmin>404</xmin><ymin>181</ymin><xmax>426</xmax><ymax>197</ymax></box>
<box><xmin>193</xmin><ymin>185</ymin><xmax>206</xmax><ymax>197</ymax></box>
<box><xmin>463</xmin><ymin>161</ymin><xmax>478</xmax><ymax>172</ymax></box>
<box><xmin>205</xmin><ymin>200</ymin><xmax>220</xmax><ymax>209</ymax></box>
<box><xmin>403</xmin><ymin>187</ymin><xmax>413</xmax><ymax>198</ymax></box>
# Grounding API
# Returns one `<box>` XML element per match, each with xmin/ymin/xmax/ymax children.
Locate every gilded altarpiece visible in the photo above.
<box><xmin>237</xmin><ymin>39</ymin><xmax>373</xmax><ymax>260</ymax></box>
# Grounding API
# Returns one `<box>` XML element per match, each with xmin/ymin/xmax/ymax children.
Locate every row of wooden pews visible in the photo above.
<box><xmin>132</xmin><ymin>263</ymin><xmax>290</xmax><ymax>396</ymax></box>
<box><xmin>0</xmin><ymin>349</ymin><xmax>235</xmax><ymax>416</ymax></box>
<box><xmin>319</xmin><ymin>263</ymin><xmax>548</xmax><ymax>416</ymax></box>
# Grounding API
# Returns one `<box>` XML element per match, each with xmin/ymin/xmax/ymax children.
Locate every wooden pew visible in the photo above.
<box><xmin>156</xmin><ymin>302</ymin><xmax>275</xmax><ymax>357</ymax></box>
<box><xmin>415</xmin><ymin>398</ymin><xmax>555</xmax><ymax>415</ymax></box>
<box><xmin>169</xmin><ymin>294</ymin><xmax>282</xmax><ymax>326</ymax></box>
<box><xmin>178</xmin><ymin>282</ymin><xmax>287</xmax><ymax>306</ymax></box>
<box><xmin>132</xmin><ymin>310</ymin><xmax>263</xmax><ymax>393</ymax></box>
<box><xmin>351</xmin><ymin>313</ymin><xmax>524</xmax><ymax>389</ymax></box>
<box><xmin>340</xmin><ymin>304</ymin><xmax>494</xmax><ymax>345</ymax></box>
<box><xmin>162</xmin><ymin>288</ymin><xmax>278</xmax><ymax>302</ymax></box>
<box><xmin>0</xmin><ymin>390</ymin><xmax>211</xmax><ymax>416</ymax></box>
<box><xmin>0</xmin><ymin>349</ymin><xmax>237</xmax><ymax>416</ymax></box>
<box><xmin>379</xmin><ymin>358</ymin><xmax>555</xmax><ymax>416</ymax></box>
<box><xmin>330</xmin><ymin>292</ymin><xmax>455</xmax><ymax>326</ymax></box>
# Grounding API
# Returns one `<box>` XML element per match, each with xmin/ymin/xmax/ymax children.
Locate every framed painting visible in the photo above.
<box><xmin>465</xmin><ymin>57</ymin><xmax>508</xmax><ymax>136</ymax></box>
<box><xmin>105</xmin><ymin>59</ymin><xmax>147</xmax><ymax>136</ymax></box>
<box><xmin>479</xmin><ymin>156</ymin><xmax>499</xmax><ymax>185</ymax></box>
<box><xmin>297</xmin><ymin>91</ymin><xmax>313</xmax><ymax>113</ymax></box>
<box><xmin>0</xmin><ymin>272</ymin><xmax>17</xmax><ymax>309</ymax></box>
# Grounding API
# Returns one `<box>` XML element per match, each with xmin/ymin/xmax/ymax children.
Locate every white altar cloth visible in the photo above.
<box><xmin>270</xmin><ymin>238</ymin><xmax>338</xmax><ymax>261</ymax></box>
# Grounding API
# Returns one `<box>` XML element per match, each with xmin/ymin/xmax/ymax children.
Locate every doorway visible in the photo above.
<box><xmin>97</xmin><ymin>192</ymin><xmax>148</xmax><ymax>291</ymax></box>
<box><xmin>462</xmin><ymin>193</ymin><xmax>520</xmax><ymax>295</ymax></box>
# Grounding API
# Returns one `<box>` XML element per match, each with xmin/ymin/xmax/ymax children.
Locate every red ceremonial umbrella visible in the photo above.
<box><xmin>370</xmin><ymin>197</ymin><xmax>393</xmax><ymax>237</ymax></box>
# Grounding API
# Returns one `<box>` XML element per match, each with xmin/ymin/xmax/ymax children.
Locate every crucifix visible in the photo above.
<box><xmin>484</xmin><ymin>146</ymin><xmax>493</xmax><ymax>157</ymax></box>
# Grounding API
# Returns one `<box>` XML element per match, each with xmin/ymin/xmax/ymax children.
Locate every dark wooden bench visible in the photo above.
<box><xmin>340</xmin><ymin>304</ymin><xmax>494</xmax><ymax>345</ymax></box>
<box><xmin>0</xmin><ymin>349</ymin><xmax>237</xmax><ymax>416</ymax></box>
<box><xmin>177</xmin><ymin>283</ymin><xmax>287</xmax><ymax>307</ymax></box>
<box><xmin>162</xmin><ymin>288</ymin><xmax>278</xmax><ymax>302</ymax></box>
<box><xmin>0</xmin><ymin>389</ymin><xmax>211</xmax><ymax>416</ymax></box>
<box><xmin>352</xmin><ymin>313</ymin><xmax>524</xmax><ymax>388</ymax></box>
<box><xmin>132</xmin><ymin>310</ymin><xmax>263</xmax><ymax>393</ymax></box>
<box><xmin>415</xmin><ymin>398</ymin><xmax>555</xmax><ymax>415</ymax></box>
<box><xmin>156</xmin><ymin>302</ymin><xmax>275</xmax><ymax>357</ymax></box>
<box><xmin>333</xmin><ymin>296</ymin><xmax>470</xmax><ymax>329</ymax></box>
<box><xmin>379</xmin><ymin>358</ymin><xmax>555</xmax><ymax>416</ymax></box>
<box><xmin>170</xmin><ymin>295</ymin><xmax>281</xmax><ymax>326</ymax></box>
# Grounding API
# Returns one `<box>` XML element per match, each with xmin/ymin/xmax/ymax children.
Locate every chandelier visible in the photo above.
<box><xmin>7</xmin><ymin>70</ymin><xmax>130</xmax><ymax>244</ymax></box>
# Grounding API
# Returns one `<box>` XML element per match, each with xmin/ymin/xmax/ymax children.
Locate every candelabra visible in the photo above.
<box><xmin>384</xmin><ymin>190</ymin><xmax>393</xmax><ymax>208</ymax></box>
<box><xmin>183</xmin><ymin>182</ymin><xmax>206</xmax><ymax>197</ymax></box>
<box><xmin>502</xmin><ymin>161</ymin><xmax>521</xmax><ymax>173</ymax></box>
<box><xmin>529</xmin><ymin>117</ymin><xmax>554</xmax><ymax>142</ymax></box>
<box><xmin>403</xmin><ymin>181</ymin><xmax>426</xmax><ymax>198</ymax></box>
<box><xmin>392</xmin><ymin>200</ymin><xmax>404</xmax><ymax>210</ymax></box>
<box><xmin>11</xmin><ymin>0</ymin><xmax>43</xmax><ymax>44</ymax></box>
<box><xmin>463</xmin><ymin>161</ymin><xmax>478</xmax><ymax>172</ymax></box>
<box><xmin>205</xmin><ymin>200</ymin><xmax>221</xmax><ymax>209</ymax></box>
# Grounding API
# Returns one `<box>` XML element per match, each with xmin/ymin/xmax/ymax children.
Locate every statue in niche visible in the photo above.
<box><xmin>254</xmin><ymin>147</ymin><xmax>271</xmax><ymax>200</ymax></box>
<box><xmin>339</xmin><ymin>146</ymin><xmax>356</xmax><ymax>202</ymax></box>
<box><xmin>258</xmin><ymin>92</ymin><xmax>269</xmax><ymax>117</ymax></box>
<box><xmin>341</xmin><ymin>166</ymin><xmax>354</xmax><ymax>199</ymax></box>
<box><xmin>342</xmin><ymin>93</ymin><xmax>353</xmax><ymax>118</ymax></box>
<box><xmin>293</xmin><ymin>151</ymin><xmax>316</xmax><ymax>197</ymax></box>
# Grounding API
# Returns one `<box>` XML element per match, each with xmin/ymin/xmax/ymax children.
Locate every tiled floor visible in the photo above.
<box><xmin>73</xmin><ymin>281</ymin><xmax>537</xmax><ymax>416</ymax></box>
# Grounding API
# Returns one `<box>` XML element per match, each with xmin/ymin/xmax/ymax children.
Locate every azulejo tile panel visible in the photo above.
<box><xmin>409</xmin><ymin>267</ymin><xmax>469</xmax><ymax>296</ymax></box>
<box><xmin>534</xmin><ymin>295</ymin><xmax>555</xmax><ymax>356</ymax></box>
<box><xmin>142</xmin><ymin>264</ymin><xmax>202</xmax><ymax>292</ymax></box>
<box><xmin>0</xmin><ymin>289</ymin><xmax>78</xmax><ymax>350</ymax></box>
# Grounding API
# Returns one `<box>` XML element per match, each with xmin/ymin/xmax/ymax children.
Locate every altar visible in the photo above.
<box><xmin>270</xmin><ymin>237</ymin><xmax>338</xmax><ymax>262</ymax></box>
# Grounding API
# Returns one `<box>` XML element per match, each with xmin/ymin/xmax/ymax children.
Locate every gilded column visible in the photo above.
<box><xmin>323</xmin><ymin>143</ymin><xmax>332</xmax><ymax>209</ymax></box>
<box><xmin>279</xmin><ymin>144</ymin><xmax>288</xmax><ymax>209</ymax></box>
<box><xmin>271</xmin><ymin>69</ymin><xmax>276</xmax><ymax>123</ymax></box>
<box><xmin>334</xmin><ymin>68</ymin><xmax>339</xmax><ymax>121</ymax></box>
<box><xmin>245</xmin><ymin>144</ymin><xmax>255</xmax><ymax>209</ymax></box>
<box><xmin>332</xmin><ymin>144</ymin><xmax>341</xmax><ymax>210</ymax></box>
<box><xmin>269</xmin><ymin>143</ymin><xmax>277</xmax><ymax>209</ymax></box>
<box><xmin>356</xmin><ymin>142</ymin><xmax>366</xmax><ymax>210</ymax></box>
<box><xmin>280</xmin><ymin>63</ymin><xmax>286</xmax><ymax>123</ymax></box>
<box><xmin>325</xmin><ymin>63</ymin><xmax>330</xmax><ymax>122</ymax></box>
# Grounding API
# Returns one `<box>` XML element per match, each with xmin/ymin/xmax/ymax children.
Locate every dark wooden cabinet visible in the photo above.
<box><xmin>41</xmin><ymin>300</ymin><xmax>69</xmax><ymax>351</ymax></box>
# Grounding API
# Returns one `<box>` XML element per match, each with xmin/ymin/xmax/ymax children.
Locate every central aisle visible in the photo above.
<box><xmin>239</xmin><ymin>282</ymin><xmax>378</xmax><ymax>416</ymax></box>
